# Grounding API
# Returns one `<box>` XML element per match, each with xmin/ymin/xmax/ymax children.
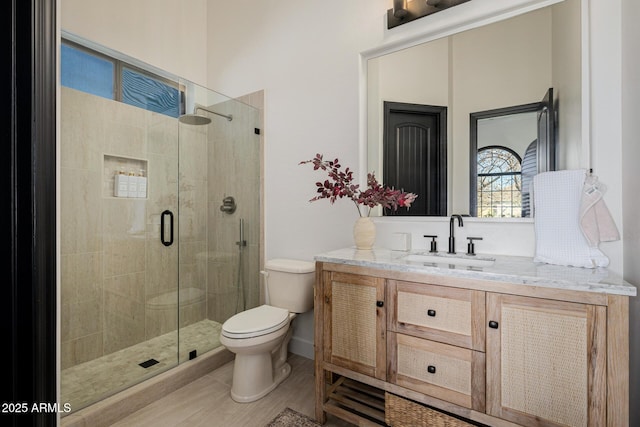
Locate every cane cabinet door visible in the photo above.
<box><xmin>486</xmin><ymin>293</ymin><xmax>606</xmax><ymax>427</ymax></box>
<box><xmin>323</xmin><ymin>271</ymin><xmax>386</xmax><ymax>380</ymax></box>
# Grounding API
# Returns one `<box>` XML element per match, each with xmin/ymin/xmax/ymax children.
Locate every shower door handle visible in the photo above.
<box><xmin>160</xmin><ymin>210</ymin><xmax>174</xmax><ymax>246</ymax></box>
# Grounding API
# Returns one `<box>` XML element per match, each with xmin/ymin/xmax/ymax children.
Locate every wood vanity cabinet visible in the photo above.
<box><xmin>321</xmin><ymin>270</ymin><xmax>386</xmax><ymax>380</ymax></box>
<box><xmin>486</xmin><ymin>293</ymin><xmax>607</xmax><ymax>427</ymax></box>
<box><xmin>314</xmin><ymin>262</ymin><xmax>630</xmax><ymax>427</ymax></box>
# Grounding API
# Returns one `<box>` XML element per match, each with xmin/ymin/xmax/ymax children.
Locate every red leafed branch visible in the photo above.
<box><xmin>300</xmin><ymin>153</ymin><xmax>418</xmax><ymax>217</ymax></box>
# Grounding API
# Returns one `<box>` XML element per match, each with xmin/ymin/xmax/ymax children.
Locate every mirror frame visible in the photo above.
<box><xmin>359</xmin><ymin>0</ymin><xmax>590</xmax><ymax>222</ymax></box>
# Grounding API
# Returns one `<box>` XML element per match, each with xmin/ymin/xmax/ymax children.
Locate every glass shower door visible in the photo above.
<box><xmin>60</xmin><ymin>87</ymin><xmax>181</xmax><ymax>413</ymax></box>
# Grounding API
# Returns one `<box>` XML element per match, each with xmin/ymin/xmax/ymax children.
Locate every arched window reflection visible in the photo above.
<box><xmin>477</xmin><ymin>146</ymin><xmax>522</xmax><ymax>218</ymax></box>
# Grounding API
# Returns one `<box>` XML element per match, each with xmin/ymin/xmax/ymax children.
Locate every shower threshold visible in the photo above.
<box><xmin>61</xmin><ymin>319</ymin><xmax>223</xmax><ymax>415</ymax></box>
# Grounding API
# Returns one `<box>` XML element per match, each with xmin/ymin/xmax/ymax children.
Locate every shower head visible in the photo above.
<box><xmin>178</xmin><ymin>113</ymin><xmax>212</xmax><ymax>125</ymax></box>
<box><xmin>178</xmin><ymin>104</ymin><xmax>232</xmax><ymax>125</ymax></box>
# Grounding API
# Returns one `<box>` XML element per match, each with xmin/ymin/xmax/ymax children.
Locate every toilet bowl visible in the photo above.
<box><xmin>220</xmin><ymin>259</ymin><xmax>315</xmax><ymax>403</ymax></box>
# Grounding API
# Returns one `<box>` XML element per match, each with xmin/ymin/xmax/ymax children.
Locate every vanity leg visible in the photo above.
<box><xmin>314</xmin><ymin>263</ymin><xmax>327</xmax><ymax>424</ymax></box>
<box><xmin>314</xmin><ymin>361</ymin><xmax>326</xmax><ymax>424</ymax></box>
<box><xmin>607</xmin><ymin>295</ymin><xmax>629</xmax><ymax>427</ymax></box>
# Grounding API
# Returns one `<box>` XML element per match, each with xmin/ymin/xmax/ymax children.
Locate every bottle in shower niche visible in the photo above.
<box><xmin>137</xmin><ymin>169</ymin><xmax>147</xmax><ymax>198</ymax></box>
<box><xmin>127</xmin><ymin>169</ymin><xmax>138</xmax><ymax>198</ymax></box>
<box><xmin>114</xmin><ymin>167</ymin><xmax>129</xmax><ymax>197</ymax></box>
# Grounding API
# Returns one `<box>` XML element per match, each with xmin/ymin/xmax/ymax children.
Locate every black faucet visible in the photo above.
<box><xmin>448</xmin><ymin>214</ymin><xmax>464</xmax><ymax>254</ymax></box>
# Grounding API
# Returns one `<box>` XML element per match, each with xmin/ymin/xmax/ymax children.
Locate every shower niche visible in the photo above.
<box><xmin>103</xmin><ymin>154</ymin><xmax>148</xmax><ymax>199</ymax></box>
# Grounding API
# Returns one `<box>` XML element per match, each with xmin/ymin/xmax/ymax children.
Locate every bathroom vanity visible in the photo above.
<box><xmin>313</xmin><ymin>248</ymin><xmax>636</xmax><ymax>427</ymax></box>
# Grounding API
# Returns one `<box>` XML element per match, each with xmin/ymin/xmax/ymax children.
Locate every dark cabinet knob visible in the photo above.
<box><xmin>488</xmin><ymin>320</ymin><xmax>499</xmax><ymax>329</ymax></box>
<box><xmin>427</xmin><ymin>309</ymin><xmax>436</xmax><ymax>317</ymax></box>
<box><xmin>376</xmin><ymin>301</ymin><xmax>384</xmax><ymax>307</ymax></box>
<box><xmin>427</xmin><ymin>365</ymin><xmax>436</xmax><ymax>374</ymax></box>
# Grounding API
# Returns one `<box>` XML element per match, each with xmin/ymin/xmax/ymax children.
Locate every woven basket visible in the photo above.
<box><xmin>385</xmin><ymin>393</ymin><xmax>474</xmax><ymax>427</ymax></box>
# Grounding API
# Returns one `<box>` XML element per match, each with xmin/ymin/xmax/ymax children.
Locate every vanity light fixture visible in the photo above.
<box><xmin>393</xmin><ymin>0</ymin><xmax>408</xmax><ymax>18</ymax></box>
<box><xmin>387</xmin><ymin>0</ymin><xmax>472</xmax><ymax>29</ymax></box>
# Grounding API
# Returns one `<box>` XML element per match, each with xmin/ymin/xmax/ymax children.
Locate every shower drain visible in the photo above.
<box><xmin>138</xmin><ymin>358</ymin><xmax>159</xmax><ymax>368</ymax></box>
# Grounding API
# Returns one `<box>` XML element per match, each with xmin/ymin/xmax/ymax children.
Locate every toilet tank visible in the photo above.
<box><xmin>265</xmin><ymin>259</ymin><xmax>315</xmax><ymax>313</ymax></box>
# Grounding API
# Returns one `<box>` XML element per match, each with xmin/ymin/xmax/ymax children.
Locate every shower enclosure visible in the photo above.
<box><xmin>59</xmin><ymin>54</ymin><xmax>261</xmax><ymax>413</ymax></box>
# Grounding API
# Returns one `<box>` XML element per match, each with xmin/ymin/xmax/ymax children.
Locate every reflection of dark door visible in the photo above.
<box><xmin>383</xmin><ymin>101</ymin><xmax>447</xmax><ymax>216</ymax></box>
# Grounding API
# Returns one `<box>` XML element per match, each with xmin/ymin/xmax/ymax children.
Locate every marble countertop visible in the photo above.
<box><xmin>315</xmin><ymin>248</ymin><xmax>637</xmax><ymax>297</ymax></box>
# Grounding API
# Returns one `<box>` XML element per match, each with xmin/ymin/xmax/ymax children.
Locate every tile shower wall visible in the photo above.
<box><xmin>206</xmin><ymin>97</ymin><xmax>261</xmax><ymax>323</ymax></box>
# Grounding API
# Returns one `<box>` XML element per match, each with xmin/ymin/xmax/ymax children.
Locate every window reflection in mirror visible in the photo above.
<box><xmin>469</xmin><ymin>92</ymin><xmax>555</xmax><ymax>218</ymax></box>
<box><xmin>476</xmin><ymin>146</ymin><xmax>523</xmax><ymax>218</ymax></box>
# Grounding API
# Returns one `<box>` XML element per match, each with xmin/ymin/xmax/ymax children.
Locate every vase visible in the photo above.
<box><xmin>353</xmin><ymin>217</ymin><xmax>376</xmax><ymax>250</ymax></box>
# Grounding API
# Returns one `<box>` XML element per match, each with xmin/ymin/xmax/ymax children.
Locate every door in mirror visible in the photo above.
<box><xmin>383</xmin><ymin>101</ymin><xmax>447</xmax><ymax>216</ymax></box>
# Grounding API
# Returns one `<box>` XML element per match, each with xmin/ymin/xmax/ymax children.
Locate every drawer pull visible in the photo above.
<box><xmin>376</xmin><ymin>300</ymin><xmax>384</xmax><ymax>308</ymax></box>
<box><xmin>489</xmin><ymin>320</ymin><xmax>499</xmax><ymax>329</ymax></box>
<box><xmin>427</xmin><ymin>365</ymin><xmax>436</xmax><ymax>374</ymax></box>
<box><xmin>427</xmin><ymin>309</ymin><xmax>436</xmax><ymax>317</ymax></box>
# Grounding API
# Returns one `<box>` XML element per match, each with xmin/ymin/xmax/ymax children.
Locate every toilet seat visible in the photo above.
<box><xmin>222</xmin><ymin>305</ymin><xmax>290</xmax><ymax>339</ymax></box>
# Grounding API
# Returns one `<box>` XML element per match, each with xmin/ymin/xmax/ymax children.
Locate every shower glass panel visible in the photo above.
<box><xmin>176</xmin><ymin>80</ymin><xmax>261</xmax><ymax>360</ymax></box>
<box><xmin>60</xmin><ymin>54</ymin><xmax>260</xmax><ymax>415</ymax></box>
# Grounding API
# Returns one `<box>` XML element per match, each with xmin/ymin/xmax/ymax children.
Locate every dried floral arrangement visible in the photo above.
<box><xmin>300</xmin><ymin>153</ymin><xmax>417</xmax><ymax>217</ymax></box>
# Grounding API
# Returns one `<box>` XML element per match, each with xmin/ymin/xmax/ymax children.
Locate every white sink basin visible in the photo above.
<box><xmin>402</xmin><ymin>253</ymin><xmax>495</xmax><ymax>268</ymax></box>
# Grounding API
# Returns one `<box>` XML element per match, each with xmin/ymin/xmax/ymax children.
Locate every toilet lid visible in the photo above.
<box><xmin>221</xmin><ymin>305</ymin><xmax>290</xmax><ymax>339</ymax></box>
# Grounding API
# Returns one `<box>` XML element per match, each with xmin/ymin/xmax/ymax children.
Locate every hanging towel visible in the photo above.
<box><xmin>579</xmin><ymin>174</ymin><xmax>620</xmax><ymax>247</ymax></box>
<box><xmin>533</xmin><ymin>169</ymin><xmax>610</xmax><ymax>268</ymax></box>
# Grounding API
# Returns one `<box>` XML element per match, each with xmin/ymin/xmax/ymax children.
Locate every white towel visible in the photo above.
<box><xmin>533</xmin><ymin>169</ymin><xmax>610</xmax><ymax>268</ymax></box>
<box><xmin>579</xmin><ymin>174</ymin><xmax>620</xmax><ymax>247</ymax></box>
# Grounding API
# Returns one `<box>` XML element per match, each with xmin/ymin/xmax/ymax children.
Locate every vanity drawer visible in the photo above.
<box><xmin>388</xmin><ymin>332</ymin><xmax>485</xmax><ymax>411</ymax></box>
<box><xmin>388</xmin><ymin>280</ymin><xmax>485</xmax><ymax>351</ymax></box>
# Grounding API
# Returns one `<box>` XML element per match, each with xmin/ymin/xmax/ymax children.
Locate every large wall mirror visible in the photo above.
<box><xmin>367</xmin><ymin>0</ymin><xmax>583</xmax><ymax>219</ymax></box>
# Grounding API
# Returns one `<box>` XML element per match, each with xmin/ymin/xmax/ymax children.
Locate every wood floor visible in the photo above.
<box><xmin>111</xmin><ymin>354</ymin><xmax>352</xmax><ymax>427</ymax></box>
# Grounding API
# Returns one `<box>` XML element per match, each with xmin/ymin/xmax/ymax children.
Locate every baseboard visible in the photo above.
<box><xmin>289</xmin><ymin>336</ymin><xmax>314</xmax><ymax>360</ymax></box>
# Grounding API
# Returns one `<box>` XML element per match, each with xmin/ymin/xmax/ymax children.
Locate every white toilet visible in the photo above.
<box><xmin>220</xmin><ymin>258</ymin><xmax>315</xmax><ymax>403</ymax></box>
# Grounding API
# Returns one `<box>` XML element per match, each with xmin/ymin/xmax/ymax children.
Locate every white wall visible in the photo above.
<box><xmin>477</xmin><ymin>113</ymin><xmax>537</xmax><ymax>157</ymax></box>
<box><xmin>61</xmin><ymin>0</ymin><xmax>208</xmax><ymax>85</ymax></box>
<box><xmin>621</xmin><ymin>0</ymin><xmax>640</xmax><ymax>424</ymax></box>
